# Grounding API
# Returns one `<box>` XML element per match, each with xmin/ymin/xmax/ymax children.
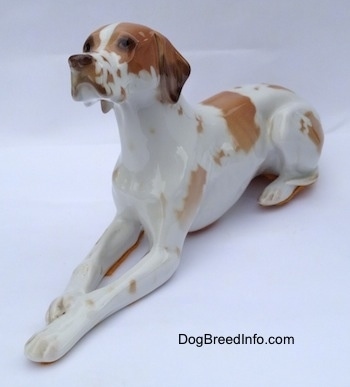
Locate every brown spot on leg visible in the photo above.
<box><xmin>300</xmin><ymin>111</ymin><xmax>324</xmax><ymax>152</ymax></box>
<box><xmin>213</xmin><ymin>149</ymin><xmax>226</xmax><ymax>166</ymax></box>
<box><xmin>105</xmin><ymin>231</ymin><xmax>144</xmax><ymax>276</ymax></box>
<box><xmin>129</xmin><ymin>279</ymin><xmax>137</xmax><ymax>294</ymax></box>
<box><xmin>85</xmin><ymin>299</ymin><xmax>94</xmax><ymax>307</ymax></box>
<box><xmin>202</xmin><ymin>91</ymin><xmax>260</xmax><ymax>152</ymax></box>
<box><xmin>196</xmin><ymin>115</ymin><xmax>204</xmax><ymax>133</ymax></box>
<box><xmin>176</xmin><ymin>165</ymin><xmax>207</xmax><ymax>226</ymax></box>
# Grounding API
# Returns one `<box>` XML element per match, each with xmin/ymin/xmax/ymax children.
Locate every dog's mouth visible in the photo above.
<box><xmin>69</xmin><ymin>53</ymin><xmax>130</xmax><ymax>106</ymax></box>
<box><xmin>69</xmin><ymin>59</ymin><xmax>108</xmax><ymax>102</ymax></box>
<box><xmin>71</xmin><ymin>72</ymin><xmax>107</xmax><ymax>98</ymax></box>
<box><xmin>70</xmin><ymin>82</ymin><xmax>101</xmax><ymax>104</ymax></box>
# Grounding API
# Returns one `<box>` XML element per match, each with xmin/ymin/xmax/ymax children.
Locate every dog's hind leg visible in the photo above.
<box><xmin>259</xmin><ymin>104</ymin><xmax>323</xmax><ymax>206</ymax></box>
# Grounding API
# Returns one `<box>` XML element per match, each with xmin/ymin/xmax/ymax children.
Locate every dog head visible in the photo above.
<box><xmin>68</xmin><ymin>22</ymin><xmax>190</xmax><ymax>112</ymax></box>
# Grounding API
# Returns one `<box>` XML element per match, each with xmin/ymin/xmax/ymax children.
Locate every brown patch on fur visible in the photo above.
<box><xmin>300</xmin><ymin>111</ymin><xmax>324</xmax><ymax>152</ymax></box>
<box><xmin>129</xmin><ymin>279</ymin><xmax>137</xmax><ymax>294</ymax></box>
<box><xmin>176</xmin><ymin>165</ymin><xmax>207</xmax><ymax>226</ymax></box>
<box><xmin>85</xmin><ymin>299</ymin><xmax>94</xmax><ymax>307</ymax></box>
<box><xmin>105</xmin><ymin>231</ymin><xmax>144</xmax><ymax>276</ymax></box>
<box><xmin>178</xmin><ymin>106</ymin><xmax>183</xmax><ymax>115</ymax></box>
<box><xmin>114</xmin><ymin>23</ymin><xmax>158</xmax><ymax>75</ymax></box>
<box><xmin>213</xmin><ymin>149</ymin><xmax>225</xmax><ymax>165</ymax></box>
<box><xmin>202</xmin><ymin>91</ymin><xmax>260</xmax><ymax>152</ymax></box>
<box><xmin>95</xmin><ymin>22</ymin><xmax>190</xmax><ymax>104</ymax></box>
<box><xmin>84</xmin><ymin>23</ymin><xmax>156</xmax><ymax>77</ymax></box>
<box><xmin>196</xmin><ymin>116</ymin><xmax>204</xmax><ymax>133</ymax></box>
<box><xmin>154</xmin><ymin>31</ymin><xmax>190</xmax><ymax>103</ymax></box>
<box><xmin>120</xmin><ymin>86</ymin><xmax>127</xmax><ymax>100</ymax></box>
<box><xmin>107</xmin><ymin>71</ymin><xmax>114</xmax><ymax>84</ymax></box>
<box><xmin>70</xmin><ymin>54</ymin><xmax>108</xmax><ymax>97</ymax></box>
<box><xmin>82</xmin><ymin>29</ymin><xmax>102</xmax><ymax>53</ymax></box>
<box><xmin>75</xmin><ymin>75</ymin><xmax>107</xmax><ymax>96</ymax></box>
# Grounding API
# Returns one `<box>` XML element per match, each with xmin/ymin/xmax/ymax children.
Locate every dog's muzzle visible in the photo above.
<box><xmin>68</xmin><ymin>53</ymin><xmax>110</xmax><ymax>101</ymax></box>
<box><xmin>68</xmin><ymin>54</ymin><xmax>93</xmax><ymax>69</ymax></box>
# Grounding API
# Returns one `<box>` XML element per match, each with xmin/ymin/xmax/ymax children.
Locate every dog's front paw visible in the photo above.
<box><xmin>25</xmin><ymin>327</ymin><xmax>61</xmax><ymax>363</ymax></box>
<box><xmin>46</xmin><ymin>292</ymin><xmax>84</xmax><ymax>324</ymax></box>
<box><xmin>25</xmin><ymin>305</ymin><xmax>93</xmax><ymax>363</ymax></box>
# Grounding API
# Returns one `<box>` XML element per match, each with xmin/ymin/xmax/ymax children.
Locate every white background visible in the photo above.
<box><xmin>1</xmin><ymin>1</ymin><xmax>349</xmax><ymax>386</ymax></box>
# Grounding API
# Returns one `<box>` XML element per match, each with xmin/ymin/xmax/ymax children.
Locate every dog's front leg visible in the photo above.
<box><xmin>45</xmin><ymin>214</ymin><xmax>142</xmax><ymax>324</ymax></box>
<box><xmin>25</xmin><ymin>242</ymin><xmax>182</xmax><ymax>363</ymax></box>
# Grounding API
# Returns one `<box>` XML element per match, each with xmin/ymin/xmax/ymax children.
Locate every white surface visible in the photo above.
<box><xmin>1</xmin><ymin>0</ymin><xmax>349</xmax><ymax>386</ymax></box>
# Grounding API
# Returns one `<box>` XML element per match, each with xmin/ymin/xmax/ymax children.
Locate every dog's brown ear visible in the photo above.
<box><xmin>100</xmin><ymin>100</ymin><xmax>114</xmax><ymax>113</ymax></box>
<box><xmin>154</xmin><ymin>32</ymin><xmax>191</xmax><ymax>104</ymax></box>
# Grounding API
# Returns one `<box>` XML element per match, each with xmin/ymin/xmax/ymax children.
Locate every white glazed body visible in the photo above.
<box><xmin>25</xmin><ymin>22</ymin><xmax>323</xmax><ymax>363</ymax></box>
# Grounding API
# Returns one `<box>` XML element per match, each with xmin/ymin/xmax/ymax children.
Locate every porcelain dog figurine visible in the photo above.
<box><xmin>25</xmin><ymin>22</ymin><xmax>323</xmax><ymax>362</ymax></box>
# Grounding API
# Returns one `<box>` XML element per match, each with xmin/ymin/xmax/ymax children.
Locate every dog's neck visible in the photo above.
<box><xmin>112</xmin><ymin>94</ymin><xmax>196</xmax><ymax>172</ymax></box>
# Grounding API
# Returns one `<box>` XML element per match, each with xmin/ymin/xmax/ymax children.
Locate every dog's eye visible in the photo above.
<box><xmin>117</xmin><ymin>36</ymin><xmax>136</xmax><ymax>51</ymax></box>
<box><xmin>83</xmin><ymin>41</ymin><xmax>91</xmax><ymax>53</ymax></box>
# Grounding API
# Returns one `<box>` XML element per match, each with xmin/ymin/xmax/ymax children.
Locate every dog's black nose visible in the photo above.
<box><xmin>69</xmin><ymin>54</ymin><xmax>93</xmax><ymax>69</ymax></box>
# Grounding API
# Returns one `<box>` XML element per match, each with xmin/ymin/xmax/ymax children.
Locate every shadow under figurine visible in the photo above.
<box><xmin>25</xmin><ymin>22</ymin><xmax>324</xmax><ymax>363</ymax></box>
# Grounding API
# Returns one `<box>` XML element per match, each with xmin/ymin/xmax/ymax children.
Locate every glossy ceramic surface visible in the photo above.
<box><xmin>25</xmin><ymin>22</ymin><xmax>323</xmax><ymax>363</ymax></box>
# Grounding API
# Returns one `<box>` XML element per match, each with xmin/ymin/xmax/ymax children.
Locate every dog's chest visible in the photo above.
<box><xmin>112</xmin><ymin>154</ymin><xmax>189</xmax><ymax>203</ymax></box>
